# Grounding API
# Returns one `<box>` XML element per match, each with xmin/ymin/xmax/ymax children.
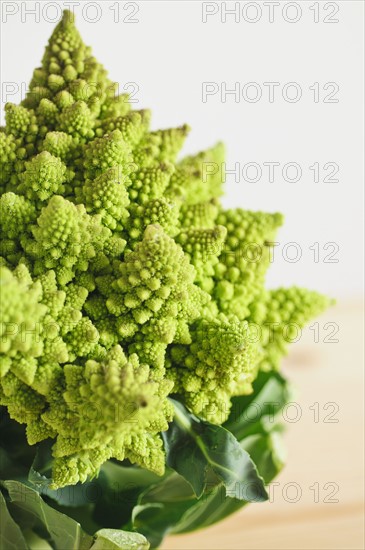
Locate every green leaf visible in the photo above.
<box><xmin>0</xmin><ymin>480</ymin><xmax>93</xmax><ymax>550</ymax></box>
<box><xmin>173</xmin><ymin>426</ymin><xmax>286</xmax><ymax>534</ymax></box>
<box><xmin>133</xmin><ymin>501</ymin><xmax>193</xmax><ymax>549</ymax></box>
<box><xmin>241</xmin><ymin>428</ymin><xmax>286</xmax><ymax>483</ymax></box>
<box><xmin>171</xmin><ymin>484</ymin><xmax>241</xmax><ymax>534</ymax></box>
<box><xmin>133</xmin><ymin>472</ymin><xmax>227</xmax><ymax>541</ymax></box>
<box><xmin>133</xmin><ymin>394</ymin><xmax>286</xmax><ymax>544</ymax></box>
<box><xmin>0</xmin><ymin>448</ymin><xmax>29</xmax><ymax>483</ymax></box>
<box><xmin>91</xmin><ymin>460</ymin><xmax>166</xmax><ymax>530</ymax></box>
<box><xmin>132</xmin><ymin>472</ymin><xmax>202</xmax><ymax>546</ymax></box>
<box><xmin>28</xmin><ymin>439</ymin><xmax>53</xmax><ymax>487</ymax></box>
<box><xmin>133</xmin><ymin>476</ymin><xmax>240</xmax><ymax>543</ymax></box>
<box><xmin>27</xmin><ymin>448</ymin><xmax>166</xmax><ymax>532</ymax></box>
<box><xmin>132</xmin><ymin>503</ymin><xmax>168</xmax><ymax>549</ymax></box>
<box><xmin>0</xmin><ymin>490</ymin><xmax>28</xmax><ymax>550</ymax></box>
<box><xmin>89</xmin><ymin>528</ymin><xmax>149</xmax><ymax>550</ymax></box>
<box><xmin>139</xmin><ymin>472</ymin><xmax>197</xmax><ymax>504</ymax></box>
<box><xmin>23</xmin><ymin>529</ymin><xmax>53</xmax><ymax>549</ymax></box>
<box><xmin>163</xmin><ymin>399</ymin><xmax>268</xmax><ymax>501</ymax></box>
<box><xmin>29</xmin><ymin>440</ymin><xmax>105</xmax><ymax>510</ymax></box>
<box><xmin>0</xmin><ymin>408</ymin><xmax>36</xmax><ymax>480</ymax></box>
<box><xmin>224</xmin><ymin>370</ymin><xmax>291</xmax><ymax>440</ymax></box>
<box><xmin>101</xmin><ymin>460</ymin><xmax>164</xmax><ymax>490</ymax></box>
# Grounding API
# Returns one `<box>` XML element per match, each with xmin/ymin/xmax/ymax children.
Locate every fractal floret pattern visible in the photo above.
<box><xmin>0</xmin><ymin>11</ymin><xmax>330</xmax><ymax>488</ymax></box>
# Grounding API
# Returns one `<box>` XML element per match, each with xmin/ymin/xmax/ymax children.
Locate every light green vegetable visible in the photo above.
<box><xmin>0</xmin><ymin>7</ymin><xmax>328</xmax><ymax>487</ymax></box>
<box><xmin>0</xmin><ymin>12</ymin><xmax>331</xmax><ymax>545</ymax></box>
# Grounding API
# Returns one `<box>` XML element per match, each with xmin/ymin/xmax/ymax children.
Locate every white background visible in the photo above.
<box><xmin>1</xmin><ymin>0</ymin><xmax>364</xmax><ymax>299</ymax></box>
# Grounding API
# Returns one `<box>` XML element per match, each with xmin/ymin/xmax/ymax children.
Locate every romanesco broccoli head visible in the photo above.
<box><xmin>0</xmin><ymin>10</ymin><xmax>332</xmax><ymax>488</ymax></box>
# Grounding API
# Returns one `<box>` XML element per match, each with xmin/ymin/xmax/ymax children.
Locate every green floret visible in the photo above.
<box><xmin>83</xmin><ymin>166</ymin><xmax>130</xmax><ymax>230</ymax></box>
<box><xmin>0</xmin><ymin>193</ymin><xmax>36</xmax><ymax>242</ymax></box>
<box><xmin>0</xmin><ymin>9</ymin><xmax>332</xmax><ymax>490</ymax></box>
<box><xmin>58</xmin><ymin>100</ymin><xmax>94</xmax><ymax>139</ymax></box>
<box><xmin>41</xmin><ymin>131</ymin><xmax>75</xmax><ymax>160</ymax></box>
<box><xmin>37</xmin><ymin>98</ymin><xmax>59</xmax><ymax>128</ymax></box>
<box><xmin>1</xmin><ymin>373</ymin><xmax>47</xmax><ymax>428</ymax></box>
<box><xmin>249</xmin><ymin>287</ymin><xmax>333</xmax><ymax>371</ymax></box>
<box><xmin>24</xmin><ymin>195</ymin><xmax>93</xmax><ymax>283</ymax></box>
<box><xmin>0</xmin><ymin>265</ymin><xmax>46</xmax><ymax>361</ymax></box>
<box><xmin>43</xmin><ymin>345</ymin><xmax>173</xmax><ymax>488</ymax></box>
<box><xmin>83</xmin><ymin>129</ymin><xmax>132</xmax><ymax>180</ymax></box>
<box><xmin>179</xmin><ymin>199</ymin><xmax>219</xmax><ymax>229</ymax></box>
<box><xmin>5</xmin><ymin>103</ymin><xmax>38</xmax><ymax>143</ymax></box>
<box><xmin>167</xmin><ymin>314</ymin><xmax>259</xmax><ymax>423</ymax></box>
<box><xmin>0</xmin><ymin>132</ymin><xmax>17</xmax><ymax>190</ymax></box>
<box><xmin>144</xmin><ymin>125</ymin><xmax>190</xmax><ymax>164</ymax></box>
<box><xmin>168</xmin><ymin>142</ymin><xmax>225</xmax><ymax>204</ymax></box>
<box><xmin>98</xmin><ymin>109</ymin><xmax>151</xmax><ymax>147</ymax></box>
<box><xmin>99</xmin><ymin>89</ymin><xmax>131</xmax><ymax>120</ymax></box>
<box><xmin>176</xmin><ymin>225</ymin><xmax>227</xmax><ymax>292</ymax></box>
<box><xmin>128</xmin><ymin>162</ymin><xmax>174</xmax><ymax>205</ymax></box>
<box><xmin>106</xmin><ymin>224</ymin><xmax>209</xmax><ymax>344</ymax></box>
<box><xmin>132</xmin><ymin>125</ymin><xmax>190</xmax><ymax>168</ymax></box>
<box><xmin>126</xmin><ymin>197</ymin><xmax>180</xmax><ymax>246</ymax></box>
<box><xmin>213</xmin><ymin>208</ymin><xmax>284</xmax><ymax>319</ymax></box>
<box><xmin>18</xmin><ymin>151</ymin><xmax>70</xmax><ymax>202</ymax></box>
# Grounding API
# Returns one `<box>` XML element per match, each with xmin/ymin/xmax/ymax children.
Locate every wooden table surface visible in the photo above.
<box><xmin>162</xmin><ymin>301</ymin><xmax>365</xmax><ymax>550</ymax></box>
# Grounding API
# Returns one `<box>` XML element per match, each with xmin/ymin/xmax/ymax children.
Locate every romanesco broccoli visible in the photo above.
<box><xmin>0</xmin><ymin>10</ymin><xmax>332</xmax><ymax>489</ymax></box>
